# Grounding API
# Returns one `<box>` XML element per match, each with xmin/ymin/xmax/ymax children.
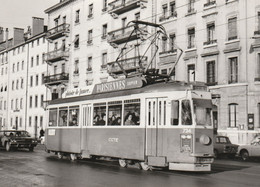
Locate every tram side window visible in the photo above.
<box><xmin>59</xmin><ymin>107</ymin><xmax>68</xmax><ymax>126</ymax></box>
<box><xmin>93</xmin><ymin>103</ymin><xmax>106</xmax><ymax>126</ymax></box>
<box><xmin>68</xmin><ymin>106</ymin><xmax>79</xmax><ymax>126</ymax></box>
<box><xmin>49</xmin><ymin>108</ymin><xmax>58</xmax><ymax>127</ymax></box>
<box><xmin>181</xmin><ymin>100</ymin><xmax>192</xmax><ymax>125</ymax></box>
<box><xmin>124</xmin><ymin>99</ymin><xmax>140</xmax><ymax>126</ymax></box>
<box><xmin>171</xmin><ymin>100</ymin><xmax>179</xmax><ymax>125</ymax></box>
<box><xmin>108</xmin><ymin>101</ymin><xmax>122</xmax><ymax>126</ymax></box>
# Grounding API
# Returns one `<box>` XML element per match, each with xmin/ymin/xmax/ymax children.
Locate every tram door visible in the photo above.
<box><xmin>81</xmin><ymin>104</ymin><xmax>92</xmax><ymax>150</ymax></box>
<box><xmin>146</xmin><ymin>98</ymin><xmax>167</xmax><ymax>164</ymax></box>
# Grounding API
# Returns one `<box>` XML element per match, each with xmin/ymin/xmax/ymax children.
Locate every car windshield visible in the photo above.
<box><xmin>193</xmin><ymin>99</ymin><xmax>212</xmax><ymax>127</ymax></box>
<box><xmin>217</xmin><ymin>137</ymin><xmax>231</xmax><ymax>144</ymax></box>
<box><xmin>251</xmin><ymin>137</ymin><xmax>260</xmax><ymax>145</ymax></box>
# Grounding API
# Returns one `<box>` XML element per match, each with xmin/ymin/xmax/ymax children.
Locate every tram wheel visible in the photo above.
<box><xmin>57</xmin><ymin>152</ymin><xmax>63</xmax><ymax>159</ymax></box>
<box><xmin>140</xmin><ymin>162</ymin><xmax>150</xmax><ymax>171</ymax></box>
<box><xmin>70</xmin><ymin>153</ymin><xmax>77</xmax><ymax>161</ymax></box>
<box><xmin>119</xmin><ymin>159</ymin><xmax>127</xmax><ymax>168</ymax></box>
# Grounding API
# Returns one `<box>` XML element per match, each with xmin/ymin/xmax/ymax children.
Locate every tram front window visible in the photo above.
<box><xmin>181</xmin><ymin>100</ymin><xmax>192</xmax><ymax>125</ymax></box>
<box><xmin>193</xmin><ymin>99</ymin><xmax>212</xmax><ymax>127</ymax></box>
<box><xmin>49</xmin><ymin>108</ymin><xmax>58</xmax><ymax>127</ymax></box>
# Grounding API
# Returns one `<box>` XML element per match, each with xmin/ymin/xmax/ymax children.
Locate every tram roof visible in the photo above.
<box><xmin>49</xmin><ymin>81</ymin><xmax>207</xmax><ymax>105</ymax></box>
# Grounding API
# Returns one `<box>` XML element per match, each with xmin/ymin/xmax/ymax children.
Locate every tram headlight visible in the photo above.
<box><xmin>199</xmin><ymin>135</ymin><xmax>211</xmax><ymax>145</ymax></box>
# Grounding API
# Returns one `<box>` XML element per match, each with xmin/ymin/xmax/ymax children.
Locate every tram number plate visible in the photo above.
<box><xmin>182</xmin><ymin>129</ymin><xmax>192</xmax><ymax>134</ymax></box>
<box><xmin>108</xmin><ymin>138</ymin><xmax>118</xmax><ymax>143</ymax></box>
<box><xmin>48</xmin><ymin>129</ymin><xmax>56</xmax><ymax>136</ymax></box>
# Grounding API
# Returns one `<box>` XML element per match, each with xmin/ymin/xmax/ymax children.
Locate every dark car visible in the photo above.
<box><xmin>0</xmin><ymin>130</ymin><xmax>38</xmax><ymax>151</ymax></box>
<box><xmin>213</xmin><ymin>135</ymin><xmax>239</xmax><ymax>158</ymax></box>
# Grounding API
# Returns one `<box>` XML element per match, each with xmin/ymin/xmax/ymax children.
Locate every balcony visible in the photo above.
<box><xmin>108</xmin><ymin>25</ymin><xmax>147</xmax><ymax>45</ymax></box>
<box><xmin>203</xmin><ymin>39</ymin><xmax>217</xmax><ymax>46</ymax></box>
<box><xmin>108</xmin><ymin>56</ymin><xmax>147</xmax><ymax>75</ymax></box>
<box><xmin>46</xmin><ymin>23</ymin><xmax>70</xmax><ymax>41</ymax></box>
<box><xmin>44</xmin><ymin>73</ymin><xmax>69</xmax><ymax>86</ymax></box>
<box><xmin>45</xmin><ymin>48</ymin><xmax>69</xmax><ymax>64</ymax></box>
<box><xmin>109</xmin><ymin>0</ymin><xmax>147</xmax><ymax>15</ymax></box>
<box><xmin>254</xmin><ymin>30</ymin><xmax>260</xmax><ymax>35</ymax></box>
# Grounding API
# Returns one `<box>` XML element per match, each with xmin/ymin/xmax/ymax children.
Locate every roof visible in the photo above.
<box><xmin>45</xmin><ymin>0</ymin><xmax>76</xmax><ymax>14</ymax></box>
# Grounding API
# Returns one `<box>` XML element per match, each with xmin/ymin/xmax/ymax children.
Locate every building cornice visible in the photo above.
<box><xmin>45</xmin><ymin>0</ymin><xmax>76</xmax><ymax>14</ymax></box>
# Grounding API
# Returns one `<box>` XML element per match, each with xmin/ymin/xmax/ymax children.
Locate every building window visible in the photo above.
<box><xmin>74</xmin><ymin>59</ymin><xmax>79</xmax><ymax>74</ymax></box>
<box><xmin>20</xmin><ymin>98</ymin><xmax>23</xmax><ymax>109</ymax></box>
<box><xmin>162</xmin><ymin>4</ymin><xmax>168</xmax><ymax>18</ymax></box>
<box><xmin>17</xmin><ymin>62</ymin><xmax>19</xmax><ymax>72</ymax></box>
<box><xmin>170</xmin><ymin>1</ymin><xmax>176</xmax><ymax>17</ymax></box>
<box><xmin>75</xmin><ymin>9</ymin><xmax>80</xmax><ymax>23</ymax></box>
<box><xmin>42</xmin><ymin>53</ymin><xmax>45</xmax><ymax>64</ymax></box>
<box><xmin>37</xmin><ymin>39</ymin><xmax>40</xmax><ymax>46</ymax></box>
<box><xmin>74</xmin><ymin>35</ymin><xmax>79</xmax><ymax>48</ymax></box>
<box><xmin>204</xmin><ymin>22</ymin><xmax>216</xmax><ymax>45</ymax></box>
<box><xmin>62</xmin><ymin>63</ymin><xmax>65</xmax><ymax>73</ymax></box>
<box><xmin>161</xmin><ymin>37</ymin><xmax>167</xmax><ymax>53</ymax></box>
<box><xmin>169</xmin><ymin>34</ymin><xmax>176</xmax><ymax>51</ymax></box>
<box><xmin>188</xmin><ymin>0</ymin><xmax>195</xmax><ymax>13</ymax></box>
<box><xmin>35</xmin><ymin>95</ymin><xmax>38</xmax><ymax>108</ymax></box>
<box><xmin>36</xmin><ymin>75</ymin><xmax>39</xmax><ymax>86</ymax></box>
<box><xmin>36</xmin><ymin>55</ymin><xmax>39</xmax><ymax>66</ymax></box>
<box><xmin>13</xmin><ymin>63</ymin><xmax>15</xmax><ymax>72</ymax></box>
<box><xmin>103</xmin><ymin>0</ymin><xmax>107</xmax><ymax>11</ymax></box>
<box><xmin>229</xmin><ymin>103</ymin><xmax>238</xmax><ymax>128</ymax></box>
<box><xmin>20</xmin><ymin>117</ymin><xmax>22</xmax><ymax>127</ymax></box>
<box><xmin>88</xmin><ymin>30</ymin><xmax>93</xmax><ymax>44</ymax></box>
<box><xmin>22</xmin><ymin>61</ymin><xmax>24</xmax><ymax>70</ymax></box>
<box><xmin>229</xmin><ymin>57</ymin><xmax>238</xmax><ymax>83</ymax></box>
<box><xmin>21</xmin><ymin>78</ymin><xmax>23</xmax><ymax>89</ymax></box>
<box><xmin>41</xmin><ymin>73</ymin><xmax>44</xmax><ymax>84</ymax></box>
<box><xmin>41</xmin><ymin>95</ymin><xmax>44</xmax><ymax>107</ymax></box>
<box><xmin>11</xmin><ymin>100</ymin><xmax>13</xmax><ymax>110</ymax></box>
<box><xmin>30</xmin><ymin>76</ymin><xmax>33</xmax><ymax>87</ymax></box>
<box><xmin>87</xmin><ymin>56</ymin><xmax>92</xmax><ymax>71</ymax></box>
<box><xmin>228</xmin><ymin>17</ymin><xmax>237</xmax><ymax>41</ymax></box>
<box><xmin>31</xmin><ymin>57</ymin><xmax>34</xmax><ymax>67</ymax></box>
<box><xmin>256</xmin><ymin>12</ymin><xmax>260</xmax><ymax>33</ymax></box>
<box><xmin>102</xmin><ymin>24</ymin><xmax>107</xmax><ymax>39</ymax></box>
<box><xmin>135</xmin><ymin>12</ymin><xmax>140</xmax><ymax>20</ymax></box>
<box><xmin>31</xmin><ymin>41</ymin><xmax>34</xmax><ymax>48</ymax></box>
<box><xmin>102</xmin><ymin>52</ymin><xmax>107</xmax><ymax>68</ymax></box>
<box><xmin>15</xmin><ymin>99</ymin><xmax>18</xmax><ymax>110</ymax></box>
<box><xmin>16</xmin><ymin>80</ymin><xmax>19</xmax><ymax>90</ymax></box>
<box><xmin>40</xmin><ymin>116</ymin><xmax>43</xmax><ymax>128</ymax></box>
<box><xmin>88</xmin><ymin>4</ymin><xmax>93</xmax><ymax>18</ymax></box>
<box><xmin>206</xmin><ymin>61</ymin><xmax>216</xmax><ymax>85</ymax></box>
<box><xmin>29</xmin><ymin>96</ymin><xmax>32</xmax><ymax>108</ymax></box>
<box><xmin>12</xmin><ymin>81</ymin><xmax>14</xmax><ymax>90</ymax></box>
<box><xmin>188</xmin><ymin>28</ymin><xmax>195</xmax><ymax>49</ymax></box>
<box><xmin>27</xmin><ymin>116</ymin><xmax>32</xmax><ymax>128</ymax></box>
<box><xmin>187</xmin><ymin>64</ymin><xmax>195</xmax><ymax>82</ymax></box>
<box><xmin>256</xmin><ymin>53</ymin><xmax>260</xmax><ymax>81</ymax></box>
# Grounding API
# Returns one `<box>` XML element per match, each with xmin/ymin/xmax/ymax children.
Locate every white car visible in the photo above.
<box><xmin>238</xmin><ymin>136</ymin><xmax>260</xmax><ymax>161</ymax></box>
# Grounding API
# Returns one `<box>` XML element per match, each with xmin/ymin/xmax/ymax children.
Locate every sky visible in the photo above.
<box><xmin>0</xmin><ymin>0</ymin><xmax>57</xmax><ymax>38</ymax></box>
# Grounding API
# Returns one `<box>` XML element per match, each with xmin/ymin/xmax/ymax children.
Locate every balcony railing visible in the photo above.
<box><xmin>203</xmin><ymin>39</ymin><xmax>217</xmax><ymax>46</ymax></box>
<box><xmin>159</xmin><ymin>49</ymin><xmax>177</xmax><ymax>55</ymax></box>
<box><xmin>108</xmin><ymin>56</ymin><xmax>147</xmax><ymax>74</ymax></box>
<box><xmin>45</xmin><ymin>48</ymin><xmax>69</xmax><ymax>64</ymax></box>
<box><xmin>46</xmin><ymin>23</ymin><xmax>70</xmax><ymax>41</ymax></box>
<box><xmin>204</xmin><ymin>1</ymin><xmax>216</xmax><ymax>7</ymax></box>
<box><xmin>108</xmin><ymin>25</ymin><xmax>147</xmax><ymax>45</ymax></box>
<box><xmin>109</xmin><ymin>0</ymin><xmax>147</xmax><ymax>15</ymax></box>
<box><xmin>44</xmin><ymin>72</ymin><xmax>69</xmax><ymax>86</ymax></box>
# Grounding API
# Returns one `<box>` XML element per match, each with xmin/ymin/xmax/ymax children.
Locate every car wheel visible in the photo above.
<box><xmin>214</xmin><ymin>149</ymin><xmax>218</xmax><ymax>159</ymax></box>
<box><xmin>5</xmin><ymin>142</ymin><xmax>11</xmax><ymax>152</ymax></box>
<box><xmin>241</xmin><ymin>150</ymin><xmax>249</xmax><ymax>161</ymax></box>
<box><xmin>29</xmin><ymin>147</ymin><xmax>34</xmax><ymax>152</ymax></box>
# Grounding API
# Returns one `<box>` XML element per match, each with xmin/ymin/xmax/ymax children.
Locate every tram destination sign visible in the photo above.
<box><xmin>62</xmin><ymin>85</ymin><xmax>94</xmax><ymax>98</ymax></box>
<box><xmin>93</xmin><ymin>77</ymin><xmax>143</xmax><ymax>94</ymax></box>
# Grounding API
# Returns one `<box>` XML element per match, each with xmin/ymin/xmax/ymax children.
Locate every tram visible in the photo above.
<box><xmin>45</xmin><ymin>77</ymin><xmax>214</xmax><ymax>171</ymax></box>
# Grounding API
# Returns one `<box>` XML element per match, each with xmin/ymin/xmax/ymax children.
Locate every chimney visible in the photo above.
<box><xmin>32</xmin><ymin>17</ymin><xmax>44</xmax><ymax>36</ymax></box>
<box><xmin>13</xmin><ymin>28</ymin><xmax>24</xmax><ymax>45</ymax></box>
<box><xmin>5</xmin><ymin>28</ymin><xmax>9</xmax><ymax>48</ymax></box>
<box><xmin>0</xmin><ymin>27</ymin><xmax>3</xmax><ymax>42</ymax></box>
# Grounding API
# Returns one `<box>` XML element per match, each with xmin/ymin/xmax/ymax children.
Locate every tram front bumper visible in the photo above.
<box><xmin>169</xmin><ymin>162</ymin><xmax>211</xmax><ymax>171</ymax></box>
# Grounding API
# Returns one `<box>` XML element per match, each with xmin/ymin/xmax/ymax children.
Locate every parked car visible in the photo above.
<box><xmin>238</xmin><ymin>135</ymin><xmax>260</xmax><ymax>161</ymax></box>
<box><xmin>213</xmin><ymin>135</ymin><xmax>239</xmax><ymax>158</ymax></box>
<box><xmin>0</xmin><ymin>130</ymin><xmax>38</xmax><ymax>151</ymax></box>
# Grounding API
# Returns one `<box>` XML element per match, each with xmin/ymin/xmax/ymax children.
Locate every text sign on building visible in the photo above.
<box><xmin>248</xmin><ymin>114</ymin><xmax>254</xmax><ymax>130</ymax></box>
<box><xmin>93</xmin><ymin>77</ymin><xmax>143</xmax><ymax>94</ymax></box>
<box><xmin>62</xmin><ymin>85</ymin><xmax>94</xmax><ymax>98</ymax></box>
